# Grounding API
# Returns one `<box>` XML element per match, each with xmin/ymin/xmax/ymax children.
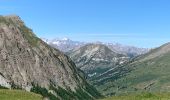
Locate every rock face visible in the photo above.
<box><xmin>67</xmin><ymin>43</ymin><xmax>129</xmax><ymax>78</ymax></box>
<box><xmin>0</xmin><ymin>15</ymin><xmax>102</xmax><ymax>100</ymax></box>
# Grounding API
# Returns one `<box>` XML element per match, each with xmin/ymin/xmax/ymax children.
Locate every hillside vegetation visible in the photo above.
<box><xmin>0</xmin><ymin>89</ymin><xmax>42</xmax><ymax>100</ymax></box>
<box><xmin>100</xmin><ymin>93</ymin><xmax>170</xmax><ymax>100</ymax></box>
<box><xmin>91</xmin><ymin>43</ymin><xmax>170</xmax><ymax>96</ymax></box>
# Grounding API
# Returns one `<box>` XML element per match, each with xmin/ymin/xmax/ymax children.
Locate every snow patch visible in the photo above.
<box><xmin>62</xmin><ymin>37</ymin><xmax>69</xmax><ymax>41</ymax></box>
<box><xmin>0</xmin><ymin>75</ymin><xmax>11</xmax><ymax>88</ymax></box>
<box><xmin>88</xmin><ymin>73</ymin><xmax>97</xmax><ymax>77</ymax></box>
<box><xmin>52</xmin><ymin>41</ymin><xmax>60</xmax><ymax>45</ymax></box>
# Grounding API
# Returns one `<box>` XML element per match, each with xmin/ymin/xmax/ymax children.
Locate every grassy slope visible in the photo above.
<box><xmin>113</xmin><ymin>52</ymin><xmax>170</xmax><ymax>93</ymax></box>
<box><xmin>0</xmin><ymin>89</ymin><xmax>43</xmax><ymax>100</ymax></box>
<box><xmin>94</xmin><ymin>45</ymin><xmax>170</xmax><ymax>96</ymax></box>
<box><xmin>100</xmin><ymin>93</ymin><xmax>170</xmax><ymax>100</ymax></box>
<box><xmin>103</xmin><ymin>54</ymin><xmax>170</xmax><ymax>95</ymax></box>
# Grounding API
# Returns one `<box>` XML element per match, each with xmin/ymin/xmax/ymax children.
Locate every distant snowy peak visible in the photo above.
<box><xmin>42</xmin><ymin>38</ymin><xmax>49</xmax><ymax>43</ymax></box>
<box><xmin>62</xmin><ymin>37</ymin><xmax>70</xmax><ymax>41</ymax></box>
<box><xmin>43</xmin><ymin>37</ymin><xmax>85</xmax><ymax>52</ymax></box>
<box><xmin>42</xmin><ymin>38</ymin><xmax>149</xmax><ymax>57</ymax></box>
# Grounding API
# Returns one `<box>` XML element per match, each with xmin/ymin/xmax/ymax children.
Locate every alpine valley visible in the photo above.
<box><xmin>44</xmin><ymin>38</ymin><xmax>149</xmax><ymax>80</ymax></box>
<box><xmin>49</xmin><ymin>38</ymin><xmax>170</xmax><ymax>99</ymax></box>
<box><xmin>1</xmin><ymin>14</ymin><xmax>170</xmax><ymax>100</ymax></box>
<box><xmin>44</xmin><ymin>37</ymin><xmax>170</xmax><ymax>97</ymax></box>
<box><xmin>68</xmin><ymin>42</ymin><xmax>170</xmax><ymax>97</ymax></box>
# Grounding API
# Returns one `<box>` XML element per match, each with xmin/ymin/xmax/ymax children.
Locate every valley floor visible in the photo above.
<box><xmin>100</xmin><ymin>93</ymin><xmax>170</xmax><ymax>100</ymax></box>
<box><xmin>0</xmin><ymin>89</ymin><xmax>43</xmax><ymax>100</ymax></box>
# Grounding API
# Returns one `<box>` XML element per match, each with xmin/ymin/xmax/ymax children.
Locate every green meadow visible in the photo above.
<box><xmin>100</xmin><ymin>93</ymin><xmax>170</xmax><ymax>100</ymax></box>
<box><xmin>0</xmin><ymin>89</ymin><xmax>43</xmax><ymax>100</ymax></box>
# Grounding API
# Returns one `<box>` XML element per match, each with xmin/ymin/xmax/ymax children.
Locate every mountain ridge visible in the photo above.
<box><xmin>67</xmin><ymin>43</ymin><xmax>129</xmax><ymax>80</ymax></box>
<box><xmin>94</xmin><ymin>42</ymin><xmax>170</xmax><ymax>96</ymax></box>
<box><xmin>43</xmin><ymin>38</ymin><xmax>149</xmax><ymax>57</ymax></box>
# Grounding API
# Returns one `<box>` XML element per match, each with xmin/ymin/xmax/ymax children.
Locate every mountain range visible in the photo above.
<box><xmin>42</xmin><ymin>35</ymin><xmax>151</xmax><ymax>97</ymax></box>
<box><xmin>42</xmin><ymin>38</ymin><xmax>85</xmax><ymax>52</ymax></box>
<box><xmin>43</xmin><ymin>38</ymin><xmax>149</xmax><ymax>57</ymax></box>
<box><xmin>43</xmin><ymin>35</ymin><xmax>170</xmax><ymax>97</ymax></box>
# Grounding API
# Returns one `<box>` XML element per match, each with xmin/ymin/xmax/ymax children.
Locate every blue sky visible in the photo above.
<box><xmin>0</xmin><ymin>0</ymin><xmax>170</xmax><ymax>48</ymax></box>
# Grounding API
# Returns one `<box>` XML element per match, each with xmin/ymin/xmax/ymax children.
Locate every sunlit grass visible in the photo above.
<box><xmin>0</xmin><ymin>89</ymin><xmax>43</xmax><ymax>100</ymax></box>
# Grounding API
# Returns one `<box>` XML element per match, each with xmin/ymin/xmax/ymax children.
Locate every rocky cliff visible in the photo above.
<box><xmin>0</xmin><ymin>15</ymin><xmax>102</xmax><ymax>100</ymax></box>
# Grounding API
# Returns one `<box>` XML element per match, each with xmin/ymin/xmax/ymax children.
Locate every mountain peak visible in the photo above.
<box><xmin>62</xmin><ymin>37</ymin><xmax>70</xmax><ymax>41</ymax></box>
<box><xmin>67</xmin><ymin>43</ymin><xmax>129</xmax><ymax>77</ymax></box>
<box><xmin>5</xmin><ymin>14</ymin><xmax>20</xmax><ymax>19</ymax></box>
<box><xmin>0</xmin><ymin>15</ymin><xmax>24</xmax><ymax>27</ymax></box>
